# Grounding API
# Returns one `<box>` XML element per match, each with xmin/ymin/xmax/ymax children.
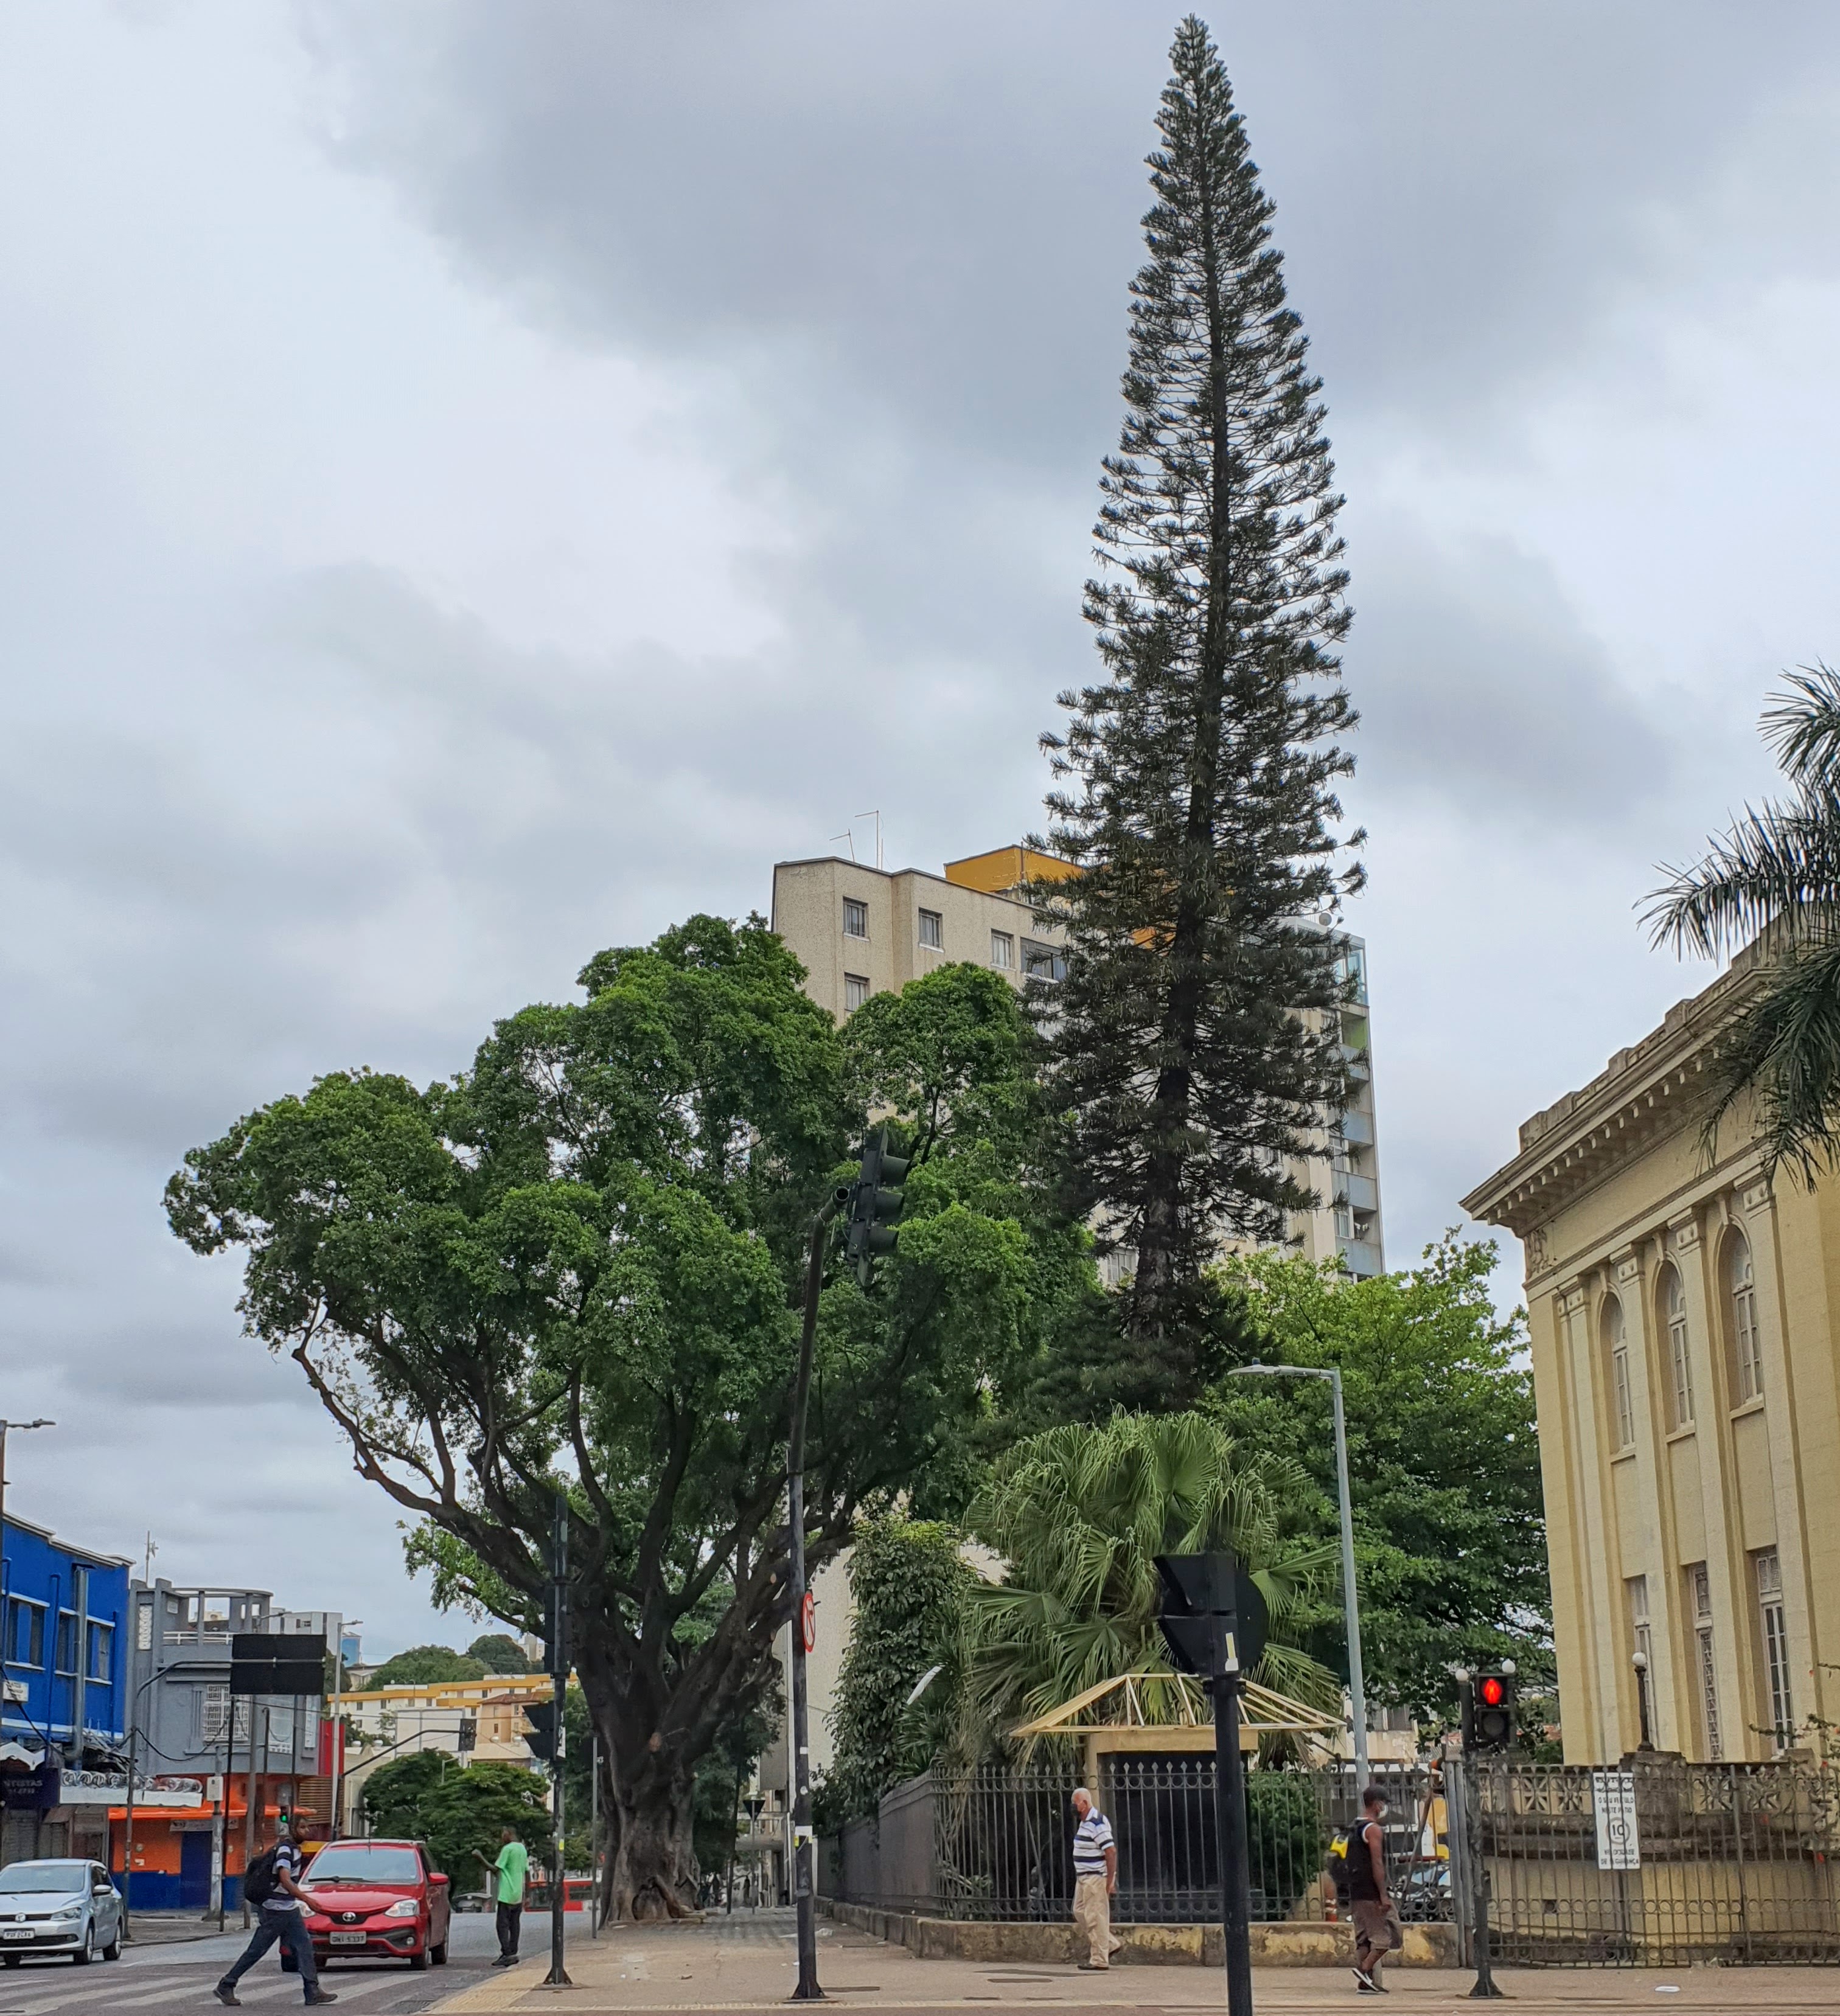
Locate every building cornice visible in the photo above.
<box><xmin>1461</xmin><ymin>947</ymin><xmax>1767</xmax><ymax>1242</ymax></box>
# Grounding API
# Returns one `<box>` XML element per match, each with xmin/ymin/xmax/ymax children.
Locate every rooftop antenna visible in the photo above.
<box><xmin>829</xmin><ymin>829</ymin><xmax>857</xmax><ymax>862</ymax></box>
<box><xmin>144</xmin><ymin>1532</ymin><xmax>158</xmax><ymax>1583</ymax></box>
<box><xmin>855</xmin><ymin>811</ymin><xmax>883</xmax><ymax>871</ymax></box>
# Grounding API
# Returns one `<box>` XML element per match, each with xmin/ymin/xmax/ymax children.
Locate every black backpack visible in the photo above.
<box><xmin>243</xmin><ymin>1847</ymin><xmax>282</xmax><ymax>1907</ymax></box>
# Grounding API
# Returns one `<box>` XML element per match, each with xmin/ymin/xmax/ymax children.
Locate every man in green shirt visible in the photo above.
<box><xmin>474</xmin><ymin>1829</ymin><xmax>530</xmax><ymax>1966</ymax></box>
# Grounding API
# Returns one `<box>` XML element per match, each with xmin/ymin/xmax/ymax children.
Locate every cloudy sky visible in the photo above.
<box><xmin>3</xmin><ymin>1</ymin><xmax>1837</xmax><ymax>1657</ymax></box>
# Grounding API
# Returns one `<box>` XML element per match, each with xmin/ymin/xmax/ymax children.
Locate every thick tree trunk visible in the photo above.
<box><xmin>607</xmin><ymin>1773</ymin><xmax>699</xmax><ymax>1922</ymax></box>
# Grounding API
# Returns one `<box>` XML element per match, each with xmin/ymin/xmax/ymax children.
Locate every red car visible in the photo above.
<box><xmin>298</xmin><ymin>1840</ymin><xmax>451</xmax><ymax>1971</ymax></box>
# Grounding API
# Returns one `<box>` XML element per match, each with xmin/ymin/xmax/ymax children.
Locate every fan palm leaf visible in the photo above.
<box><xmin>963</xmin><ymin>1411</ymin><xmax>1338</xmax><ymax>1748</ymax></box>
<box><xmin>1644</xmin><ymin>663</ymin><xmax>1840</xmax><ymax>1177</ymax></box>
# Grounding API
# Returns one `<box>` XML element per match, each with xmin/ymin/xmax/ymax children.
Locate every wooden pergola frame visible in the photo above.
<box><xmin>1009</xmin><ymin>1671</ymin><xmax>1341</xmax><ymax>1784</ymax></box>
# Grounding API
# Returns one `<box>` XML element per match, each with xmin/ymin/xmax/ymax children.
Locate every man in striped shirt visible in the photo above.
<box><xmin>1070</xmin><ymin>1787</ymin><xmax>1121</xmax><ymax>1970</ymax></box>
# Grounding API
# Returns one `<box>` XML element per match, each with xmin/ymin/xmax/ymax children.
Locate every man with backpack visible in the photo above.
<box><xmin>214</xmin><ymin>1810</ymin><xmax>337</xmax><ymax>2007</ymax></box>
<box><xmin>1346</xmin><ymin>1784</ymin><xmax>1399</xmax><ymax>1994</ymax></box>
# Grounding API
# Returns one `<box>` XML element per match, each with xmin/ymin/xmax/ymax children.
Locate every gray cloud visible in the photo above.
<box><xmin>1</xmin><ymin>0</ymin><xmax>1836</xmax><ymax>1650</ymax></box>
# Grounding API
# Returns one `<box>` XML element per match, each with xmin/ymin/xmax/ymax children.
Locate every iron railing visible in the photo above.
<box><xmin>1468</xmin><ymin>1760</ymin><xmax>1840</xmax><ymax>1967</ymax></box>
<box><xmin>824</xmin><ymin>1758</ymin><xmax>1442</xmax><ymax>1927</ymax></box>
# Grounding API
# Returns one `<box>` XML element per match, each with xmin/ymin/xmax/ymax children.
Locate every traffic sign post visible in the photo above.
<box><xmin>1155</xmin><ymin>1553</ymin><xmax>1267</xmax><ymax>2016</ymax></box>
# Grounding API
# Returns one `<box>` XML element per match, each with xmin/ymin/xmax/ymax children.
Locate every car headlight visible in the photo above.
<box><xmin>385</xmin><ymin>1899</ymin><xmax>420</xmax><ymax>1918</ymax></box>
<box><xmin>53</xmin><ymin>1907</ymin><xmax>83</xmax><ymax>1922</ymax></box>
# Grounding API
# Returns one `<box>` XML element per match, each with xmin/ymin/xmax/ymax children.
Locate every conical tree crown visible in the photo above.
<box><xmin>1040</xmin><ymin>15</ymin><xmax>1361</xmax><ymax>1342</ymax></box>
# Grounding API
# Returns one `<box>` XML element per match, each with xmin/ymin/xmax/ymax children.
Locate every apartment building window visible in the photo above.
<box><xmin>201</xmin><ymin>1686</ymin><xmax>251</xmax><ymax>1748</ymax></box>
<box><xmin>842</xmin><ymin>897</ymin><xmax>868</xmax><ymax>940</ymax></box>
<box><xmin>55</xmin><ymin>1611</ymin><xmax>76</xmax><ymax>1677</ymax></box>
<box><xmin>1755</xmin><ymin>1549</ymin><xmax>1794</xmax><ymax>1751</ymax></box>
<box><xmin>87</xmin><ymin>1620</ymin><xmax>112</xmax><ymax>1684</ymax></box>
<box><xmin>1603</xmin><ymin>1297</ymin><xmax>1635</xmax><ymax>1451</ymax></box>
<box><xmin>267</xmin><ymin>1702</ymin><xmax>297</xmax><ymax>1754</ymax></box>
<box><xmin>7</xmin><ymin>1598</ymin><xmax>45</xmax><ymax>1669</ymax></box>
<box><xmin>843</xmin><ymin>973</ymin><xmax>870</xmax><ymax>1013</ymax></box>
<box><xmin>989</xmin><ymin>930</ymin><xmax>1013</xmax><ymax>970</ymax></box>
<box><xmin>1726</xmin><ymin>1232</ymin><xmax>1763</xmax><ymax>1404</ymax></box>
<box><xmin>1022</xmin><ymin>939</ymin><xmax>1065</xmax><ymax>981</ymax></box>
<box><xmin>1626</xmin><ymin>1576</ymin><xmax>1654</xmax><ymax>1743</ymax></box>
<box><xmin>1661</xmin><ymin>1263</ymin><xmax>1695</xmax><ymax>1429</ymax></box>
<box><xmin>918</xmin><ymin>908</ymin><xmax>943</xmax><ymax>950</ymax></box>
<box><xmin>1689</xmin><ymin>1564</ymin><xmax>1721</xmax><ymax>1760</ymax></box>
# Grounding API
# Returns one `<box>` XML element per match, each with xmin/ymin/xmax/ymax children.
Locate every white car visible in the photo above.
<box><xmin>0</xmin><ymin>1858</ymin><xmax>124</xmax><ymax>1966</ymax></box>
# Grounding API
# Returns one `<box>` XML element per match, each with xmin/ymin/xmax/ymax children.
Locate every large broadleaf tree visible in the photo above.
<box><xmin>166</xmin><ymin>920</ymin><xmax>1079</xmax><ymax>1917</ymax></box>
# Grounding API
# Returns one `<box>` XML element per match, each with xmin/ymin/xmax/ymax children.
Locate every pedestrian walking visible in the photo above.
<box><xmin>473</xmin><ymin>1826</ymin><xmax>531</xmax><ymax>1966</ymax></box>
<box><xmin>213</xmin><ymin>1810</ymin><xmax>337</xmax><ymax>2007</ymax></box>
<box><xmin>1348</xmin><ymin>1784</ymin><xmax>1400</xmax><ymax>1994</ymax></box>
<box><xmin>1069</xmin><ymin>1786</ymin><xmax>1122</xmax><ymax>1971</ymax></box>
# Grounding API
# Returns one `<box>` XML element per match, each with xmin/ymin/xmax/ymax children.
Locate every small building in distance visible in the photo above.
<box><xmin>335</xmin><ymin>1671</ymin><xmax>551</xmax><ymax>1833</ymax></box>
<box><xmin>1463</xmin><ymin>947</ymin><xmax>1837</xmax><ymax>1765</ymax></box>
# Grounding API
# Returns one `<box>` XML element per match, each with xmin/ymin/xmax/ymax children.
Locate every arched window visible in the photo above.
<box><xmin>1603</xmin><ymin>1295</ymin><xmax>1635</xmax><ymax>1450</ymax></box>
<box><xmin>1726</xmin><ymin>1232</ymin><xmax>1763</xmax><ymax>1406</ymax></box>
<box><xmin>1659</xmin><ymin>1263</ymin><xmax>1694</xmax><ymax>1430</ymax></box>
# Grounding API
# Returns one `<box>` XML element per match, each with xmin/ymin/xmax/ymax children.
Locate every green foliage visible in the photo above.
<box><xmin>166</xmin><ymin>917</ymin><xmax>1076</xmax><ymax>1915</ymax></box>
<box><xmin>360</xmin><ymin>1755</ymin><xmax>551</xmax><ymax>1883</ymax></box>
<box><xmin>1204</xmin><ymin>1236</ymin><xmax>1550</xmax><ymax>1717</ymax></box>
<box><xmin>966</xmin><ymin>1411</ymin><xmax>1336</xmax><ymax>1740</ymax></box>
<box><xmin>467</xmin><ymin>1633</ymin><xmax>535</xmax><ymax>1674</ymax></box>
<box><xmin>366</xmin><ymin>1645</ymin><xmax>487</xmax><ymax>1688</ymax></box>
<box><xmin>1039</xmin><ymin>15</ymin><xmax>1360</xmax><ymax>1346</ymax></box>
<box><xmin>827</xmin><ymin>1517</ymin><xmax>976</xmax><ymax>1822</ymax></box>
<box><xmin>1646</xmin><ymin>662</ymin><xmax>1840</xmax><ymax>1180</ymax></box>
<box><xmin>1246</xmin><ymin>1773</ymin><xmax>1325</xmax><ymax>1917</ymax></box>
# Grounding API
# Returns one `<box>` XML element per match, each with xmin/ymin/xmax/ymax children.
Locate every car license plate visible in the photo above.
<box><xmin>329</xmin><ymin>1930</ymin><xmax>367</xmax><ymax>1946</ymax></box>
<box><xmin>2</xmin><ymin>1930</ymin><xmax>33</xmax><ymax>1941</ymax></box>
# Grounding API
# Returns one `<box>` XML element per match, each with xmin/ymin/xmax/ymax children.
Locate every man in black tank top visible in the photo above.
<box><xmin>1348</xmin><ymin>1784</ymin><xmax>1398</xmax><ymax>1992</ymax></box>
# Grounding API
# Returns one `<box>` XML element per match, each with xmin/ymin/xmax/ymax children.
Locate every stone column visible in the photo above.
<box><xmin>1557</xmin><ymin>1277</ymin><xmax>1627</xmax><ymax>1761</ymax></box>
<box><xmin>1665</xmin><ymin>1207</ymin><xmax>1729</xmax><ymax>1757</ymax></box>
<box><xmin>1735</xmin><ymin>1175</ymin><xmax>1822</xmax><ymax>1747</ymax></box>
<box><xmin>1614</xmin><ymin>1239</ymin><xmax>1684</xmax><ymax>1751</ymax></box>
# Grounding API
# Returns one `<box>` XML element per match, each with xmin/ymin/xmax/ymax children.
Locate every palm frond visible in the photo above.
<box><xmin>1702</xmin><ymin>939</ymin><xmax>1840</xmax><ymax>1180</ymax></box>
<box><xmin>1763</xmin><ymin>662</ymin><xmax>1840</xmax><ymax>790</ymax></box>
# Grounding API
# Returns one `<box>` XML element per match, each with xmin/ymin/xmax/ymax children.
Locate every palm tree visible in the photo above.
<box><xmin>963</xmin><ymin>1411</ymin><xmax>1336</xmax><ymax>1742</ymax></box>
<box><xmin>1647</xmin><ymin>664</ymin><xmax>1840</xmax><ymax>1179</ymax></box>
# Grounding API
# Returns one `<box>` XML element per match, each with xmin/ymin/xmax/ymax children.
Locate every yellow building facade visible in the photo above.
<box><xmin>1463</xmin><ymin>951</ymin><xmax>1838</xmax><ymax>1764</ymax></box>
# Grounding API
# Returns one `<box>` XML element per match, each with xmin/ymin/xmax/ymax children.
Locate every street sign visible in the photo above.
<box><xmin>1592</xmin><ymin>1770</ymin><xmax>1641</xmax><ymax>1869</ymax></box>
<box><xmin>800</xmin><ymin>1591</ymin><xmax>817</xmax><ymax>1653</ymax></box>
<box><xmin>229</xmin><ymin>1633</ymin><xmax>324</xmax><ymax>1698</ymax></box>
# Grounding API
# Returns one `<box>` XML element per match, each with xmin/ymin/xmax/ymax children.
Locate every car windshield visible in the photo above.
<box><xmin>305</xmin><ymin>1847</ymin><xmax>422</xmax><ymax>1883</ymax></box>
<box><xmin>0</xmin><ymin>1863</ymin><xmax>88</xmax><ymax>1894</ymax></box>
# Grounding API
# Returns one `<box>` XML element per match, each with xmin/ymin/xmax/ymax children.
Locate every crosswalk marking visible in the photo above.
<box><xmin>0</xmin><ymin>1959</ymin><xmax>419</xmax><ymax>2014</ymax></box>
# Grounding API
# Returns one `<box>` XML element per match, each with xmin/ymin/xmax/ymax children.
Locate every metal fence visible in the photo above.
<box><xmin>824</xmin><ymin>1757</ymin><xmax>1441</xmax><ymax>1927</ymax></box>
<box><xmin>1463</xmin><ymin>1760</ymin><xmax>1840</xmax><ymax>1967</ymax></box>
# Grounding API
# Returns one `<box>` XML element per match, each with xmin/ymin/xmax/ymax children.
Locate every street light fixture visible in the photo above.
<box><xmin>1225</xmin><ymin>1364</ymin><xmax>1370</xmax><ymax>1789</ymax></box>
<box><xmin>1631</xmin><ymin>1649</ymin><xmax>1653</xmax><ymax>1751</ymax></box>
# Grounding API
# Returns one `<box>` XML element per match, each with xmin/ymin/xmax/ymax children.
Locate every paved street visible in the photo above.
<box><xmin>0</xmin><ymin>1905</ymin><xmax>511</xmax><ymax>2014</ymax></box>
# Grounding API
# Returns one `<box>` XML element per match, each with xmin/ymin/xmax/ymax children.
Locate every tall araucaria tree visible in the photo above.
<box><xmin>165</xmin><ymin>922</ymin><xmax>1072</xmax><ymax>1919</ymax></box>
<box><xmin>1040</xmin><ymin>15</ymin><xmax>1362</xmax><ymax>1351</ymax></box>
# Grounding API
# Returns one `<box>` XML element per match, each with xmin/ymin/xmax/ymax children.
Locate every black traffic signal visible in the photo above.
<box><xmin>845</xmin><ymin>1128</ymin><xmax>910</xmax><ymax>1288</ymax></box>
<box><xmin>1155</xmin><ymin>1552</ymin><xmax>1269</xmax><ymax>1680</ymax></box>
<box><xmin>523</xmin><ymin>1697</ymin><xmax>558</xmax><ymax>1764</ymax></box>
<box><xmin>1464</xmin><ymin>1667</ymin><xmax>1517</xmax><ymax>1753</ymax></box>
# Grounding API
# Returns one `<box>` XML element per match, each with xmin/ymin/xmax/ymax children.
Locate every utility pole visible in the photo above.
<box><xmin>786</xmin><ymin>1184</ymin><xmax>848</xmax><ymax>2001</ymax></box>
<box><xmin>545</xmin><ymin>1491</ymin><xmax>571</xmax><ymax>1988</ymax></box>
<box><xmin>1227</xmin><ymin>1364</ymin><xmax>1369</xmax><ymax>1789</ymax></box>
<box><xmin>0</xmin><ymin>1420</ymin><xmax>55</xmax><ymax>1702</ymax></box>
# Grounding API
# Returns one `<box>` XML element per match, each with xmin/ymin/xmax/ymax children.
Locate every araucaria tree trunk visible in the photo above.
<box><xmin>1042</xmin><ymin>15</ymin><xmax>1361</xmax><ymax>1341</ymax></box>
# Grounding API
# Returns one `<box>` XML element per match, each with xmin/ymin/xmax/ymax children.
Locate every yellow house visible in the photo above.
<box><xmin>1463</xmin><ymin>948</ymin><xmax>1838</xmax><ymax>1765</ymax></box>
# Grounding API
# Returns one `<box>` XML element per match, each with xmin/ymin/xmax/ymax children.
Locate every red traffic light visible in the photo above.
<box><xmin>1479</xmin><ymin>1675</ymin><xmax>1505</xmax><ymax>1708</ymax></box>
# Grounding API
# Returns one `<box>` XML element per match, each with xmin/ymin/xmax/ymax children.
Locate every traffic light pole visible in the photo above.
<box><xmin>1210</xmin><ymin>1663</ymin><xmax>1254</xmax><ymax>2016</ymax></box>
<box><xmin>547</xmin><ymin>1492</ymin><xmax>572</xmax><ymax>1989</ymax></box>
<box><xmin>1455</xmin><ymin>1681</ymin><xmax>1502</xmax><ymax>2000</ymax></box>
<box><xmin>787</xmin><ymin>1189</ymin><xmax>847</xmax><ymax>2001</ymax></box>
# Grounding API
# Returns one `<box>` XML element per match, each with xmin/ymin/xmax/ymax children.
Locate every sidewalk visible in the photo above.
<box><xmin>430</xmin><ymin>1910</ymin><xmax>1840</xmax><ymax>2014</ymax></box>
<box><xmin>122</xmin><ymin>1910</ymin><xmax>245</xmax><ymax>1946</ymax></box>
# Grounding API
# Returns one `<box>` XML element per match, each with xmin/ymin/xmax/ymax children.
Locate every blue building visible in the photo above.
<box><xmin>1</xmin><ymin>1512</ymin><xmax>130</xmax><ymax>1867</ymax></box>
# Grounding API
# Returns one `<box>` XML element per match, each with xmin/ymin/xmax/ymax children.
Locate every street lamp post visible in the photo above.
<box><xmin>1632</xmin><ymin>1650</ymin><xmax>1653</xmax><ymax>1751</ymax></box>
<box><xmin>1226</xmin><ymin>1364</ymin><xmax>1369</xmax><ymax>1790</ymax></box>
<box><xmin>330</xmin><ymin>1620</ymin><xmax>361</xmax><ymax>1837</ymax></box>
